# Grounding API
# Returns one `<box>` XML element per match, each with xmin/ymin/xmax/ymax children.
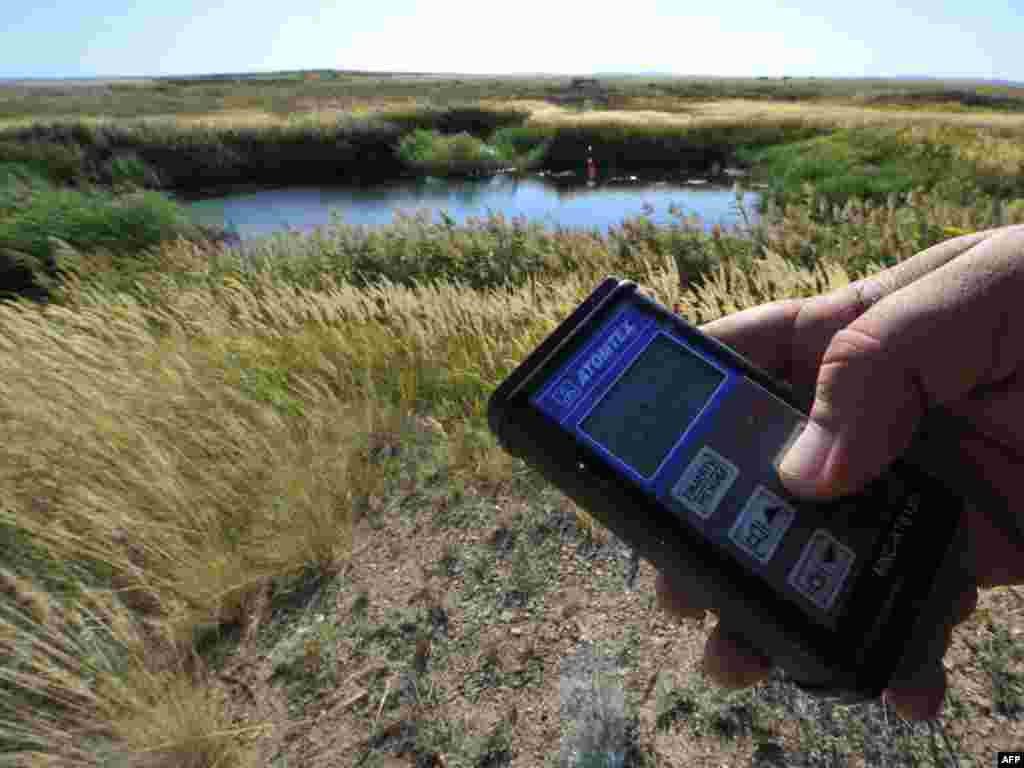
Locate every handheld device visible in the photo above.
<box><xmin>488</xmin><ymin>276</ymin><xmax>977</xmax><ymax>701</ymax></box>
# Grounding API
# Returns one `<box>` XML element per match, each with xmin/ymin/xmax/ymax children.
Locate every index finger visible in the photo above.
<box><xmin>699</xmin><ymin>227</ymin><xmax>1008</xmax><ymax>397</ymax></box>
<box><xmin>699</xmin><ymin>298</ymin><xmax>804</xmax><ymax>384</ymax></box>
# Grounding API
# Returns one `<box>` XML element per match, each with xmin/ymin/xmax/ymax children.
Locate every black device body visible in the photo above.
<box><xmin>487</xmin><ymin>277</ymin><xmax>974</xmax><ymax>701</ymax></box>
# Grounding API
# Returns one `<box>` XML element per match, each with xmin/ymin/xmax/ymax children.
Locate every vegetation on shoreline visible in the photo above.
<box><xmin>0</xmin><ymin>104</ymin><xmax>820</xmax><ymax>193</ymax></box>
<box><xmin>741</xmin><ymin>126</ymin><xmax>1024</xmax><ymax>206</ymax></box>
<box><xmin>3</xmin><ymin>96</ymin><xmax>1023</xmax><ymax>307</ymax></box>
<box><xmin>4</xmin><ymin>75</ymin><xmax>1024</xmax><ymax>766</ymax></box>
<box><xmin>0</xmin><ymin>162</ymin><xmax>204</xmax><ymax>302</ymax></box>
<box><xmin>5</xmin><ymin>72</ymin><xmax>1024</xmax><ymax>122</ymax></box>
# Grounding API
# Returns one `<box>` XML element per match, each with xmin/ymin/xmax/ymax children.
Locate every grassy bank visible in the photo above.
<box><xmin>0</xmin><ymin>103</ymin><xmax>831</xmax><ymax>301</ymax></box>
<box><xmin>0</xmin><ymin>105</ymin><xmax>822</xmax><ymax>192</ymax></box>
<box><xmin>0</xmin><ymin>117</ymin><xmax>408</xmax><ymax>191</ymax></box>
<box><xmin>5</xmin><ymin>94</ymin><xmax>1024</xmax><ymax>200</ymax></box>
<box><xmin>6</xmin><ymin>90</ymin><xmax>1024</xmax><ymax>200</ymax></box>
<box><xmin>6</xmin><ymin>99</ymin><xmax>1024</xmax><ymax>306</ymax></box>
<box><xmin>741</xmin><ymin>125</ymin><xmax>1024</xmax><ymax>206</ymax></box>
<box><xmin>0</xmin><ymin>162</ymin><xmax>205</xmax><ymax>302</ymax></box>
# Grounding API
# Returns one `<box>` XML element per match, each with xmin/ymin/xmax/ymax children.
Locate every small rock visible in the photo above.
<box><xmin>500</xmin><ymin>590</ymin><xmax>529</xmax><ymax>610</ymax></box>
<box><xmin>490</xmin><ymin>526</ymin><xmax>516</xmax><ymax>558</ymax></box>
<box><xmin>561</xmin><ymin>589</ymin><xmax>585</xmax><ymax>619</ymax></box>
<box><xmin>415</xmin><ymin>415</ymin><xmax>447</xmax><ymax>438</ymax></box>
<box><xmin>443</xmin><ymin>557</ymin><xmax>463</xmax><ymax>578</ymax></box>
<box><xmin>427</xmin><ymin>605</ymin><xmax>449</xmax><ymax>638</ymax></box>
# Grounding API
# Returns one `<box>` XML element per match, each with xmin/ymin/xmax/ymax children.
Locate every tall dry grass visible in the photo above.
<box><xmin>0</xmin><ymin>215</ymin><xmax>867</xmax><ymax>765</ymax></box>
<box><xmin>0</xmin><ymin>290</ymin><xmax>388</xmax><ymax>764</ymax></box>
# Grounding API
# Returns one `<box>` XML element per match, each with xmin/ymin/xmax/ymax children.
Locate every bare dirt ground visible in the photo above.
<box><xmin>205</xmin><ymin>420</ymin><xmax>1024</xmax><ymax>767</ymax></box>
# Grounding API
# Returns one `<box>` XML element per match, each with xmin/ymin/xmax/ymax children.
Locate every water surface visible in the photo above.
<box><xmin>186</xmin><ymin>174</ymin><xmax>760</xmax><ymax>239</ymax></box>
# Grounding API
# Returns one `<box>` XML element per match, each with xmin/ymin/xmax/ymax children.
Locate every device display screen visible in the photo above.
<box><xmin>580</xmin><ymin>333</ymin><xmax>725</xmax><ymax>477</ymax></box>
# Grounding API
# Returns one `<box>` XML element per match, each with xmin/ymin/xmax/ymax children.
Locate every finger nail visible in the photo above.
<box><xmin>778</xmin><ymin>422</ymin><xmax>832</xmax><ymax>493</ymax></box>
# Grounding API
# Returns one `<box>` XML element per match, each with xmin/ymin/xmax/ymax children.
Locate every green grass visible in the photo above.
<box><xmin>392</xmin><ymin>127</ymin><xmax>550</xmax><ymax>177</ymax></box>
<box><xmin>977</xmin><ymin>623</ymin><xmax>1024</xmax><ymax>718</ymax></box>
<box><xmin>172</xmin><ymin>204</ymin><xmax>763</xmax><ymax>302</ymax></box>
<box><xmin>739</xmin><ymin>126</ymin><xmax>1024</xmax><ymax>206</ymax></box>
<box><xmin>396</xmin><ymin>129</ymin><xmax>509</xmax><ymax>176</ymax></box>
<box><xmin>0</xmin><ymin>138</ymin><xmax>89</xmax><ymax>185</ymax></box>
<box><xmin>0</xmin><ymin>163</ymin><xmax>203</xmax><ymax>301</ymax></box>
<box><xmin>0</xmin><ymin>165</ymin><xmax>202</xmax><ymax>302</ymax></box>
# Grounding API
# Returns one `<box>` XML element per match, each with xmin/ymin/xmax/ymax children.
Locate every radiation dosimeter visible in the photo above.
<box><xmin>488</xmin><ymin>277</ymin><xmax>976</xmax><ymax>702</ymax></box>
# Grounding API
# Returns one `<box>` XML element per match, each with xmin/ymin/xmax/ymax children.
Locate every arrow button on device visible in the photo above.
<box><xmin>788</xmin><ymin>530</ymin><xmax>856</xmax><ymax>612</ymax></box>
<box><xmin>728</xmin><ymin>487</ymin><xmax>797</xmax><ymax>565</ymax></box>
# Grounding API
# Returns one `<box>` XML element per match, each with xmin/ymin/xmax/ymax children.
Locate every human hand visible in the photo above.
<box><xmin>656</xmin><ymin>224</ymin><xmax>1024</xmax><ymax>720</ymax></box>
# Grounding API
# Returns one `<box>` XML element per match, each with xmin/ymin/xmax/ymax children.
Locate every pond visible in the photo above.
<box><xmin>185</xmin><ymin>173</ymin><xmax>761</xmax><ymax>240</ymax></box>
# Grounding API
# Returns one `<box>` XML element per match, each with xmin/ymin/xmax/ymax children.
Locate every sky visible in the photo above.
<box><xmin>1</xmin><ymin>0</ymin><xmax>1021</xmax><ymax>82</ymax></box>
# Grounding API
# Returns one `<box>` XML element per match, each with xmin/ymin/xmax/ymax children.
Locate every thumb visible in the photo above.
<box><xmin>777</xmin><ymin>326</ymin><xmax>925</xmax><ymax>499</ymax></box>
<box><xmin>778</xmin><ymin>225</ymin><xmax>1024</xmax><ymax>500</ymax></box>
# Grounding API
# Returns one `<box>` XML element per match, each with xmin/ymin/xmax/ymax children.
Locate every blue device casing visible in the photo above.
<box><xmin>488</xmin><ymin>277</ymin><xmax>973</xmax><ymax>701</ymax></box>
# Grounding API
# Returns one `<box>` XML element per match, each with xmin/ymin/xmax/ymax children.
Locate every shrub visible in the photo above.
<box><xmin>103</xmin><ymin>152</ymin><xmax>160</xmax><ymax>190</ymax></box>
<box><xmin>0</xmin><ymin>177</ymin><xmax>201</xmax><ymax>301</ymax></box>
<box><xmin>491</xmin><ymin>125</ymin><xmax>552</xmax><ymax>168</ymax></box>
<box><xmin>0</xmin><ymin>139</ymin><xmax>87</xmax><ymax>185</ymax></box>
<box><xmin>396</xmin><ymin>130</ymin><xmax>505</xmax><ymax>176</ymax></box>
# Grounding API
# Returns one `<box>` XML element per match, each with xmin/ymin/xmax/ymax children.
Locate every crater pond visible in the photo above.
<box><xmin>184</xmin><ymin>173</ymin><xmax>762</xmax><ymax>240</ymax></box>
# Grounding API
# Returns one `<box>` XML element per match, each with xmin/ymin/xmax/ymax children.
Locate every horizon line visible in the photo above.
<box><xmin>1</xmin><ymin>69</ymin><xmax>1022</xmax><ymax>86</ymax></box>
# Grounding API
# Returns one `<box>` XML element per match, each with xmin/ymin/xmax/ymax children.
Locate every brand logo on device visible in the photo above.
<box><xmin>552</xmin><ymin>379</ymin><xmax>583</xmax><ymax>407</ymax></box>
<box><xmin>872</xmin><ymin>492</ymin><xmax>919</xmax><ymax>578</ymax></box>
<box><xmin>553</xmin><ymin>318</ymin><xmax>639</xmax><ymax>408</ymax></box>
<box><xmin>579</xmin><ymin>319</ymin><xmax>638</xmax><ymax>385</ymax></box>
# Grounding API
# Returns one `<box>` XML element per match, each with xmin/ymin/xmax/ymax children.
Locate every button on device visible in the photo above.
<box><xmin>729</xmin><ymin>486</ymin><xmax>797</xmax><ymax>564</ymax></box>
<box><xmin>671</xmin><ymin>446</ymin><xmax>740</xmax><ymax>520</ymax></box>
<box><xmin>788</xmin><ymin>530</ymin><xmax>856</xmax><ymax>612</ymax></box>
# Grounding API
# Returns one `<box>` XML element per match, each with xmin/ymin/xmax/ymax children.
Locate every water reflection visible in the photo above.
<box><xmin>187</xmin><ymin>173</ymin><xmax>759</xmax><ymax>240</ymax></box>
